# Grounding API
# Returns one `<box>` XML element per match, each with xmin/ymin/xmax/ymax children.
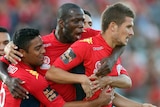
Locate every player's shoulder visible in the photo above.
<box><xmin>42</xmin><ymin>32</ymin><xmax>55</xmax><ymax>43</ymax></box>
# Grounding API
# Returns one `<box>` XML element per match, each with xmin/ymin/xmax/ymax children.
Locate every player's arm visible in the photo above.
<box><xmin>46</xmin><ymin>65</ymin><xmax>98</xmax><ymax>98</ymax></box>
<box><xmin>30</xmin><ymin>71</ymin><xmax>113</xmax><ymax>107</ymax></box>
<box><xmin>96</xmin><ymin>74</ymin><xmax>132</xmax><ymax>89</ymax></box>
<box><xmin>64</xmin><ymin>86</ymin><xmax>114</xmax><ymax>107</ymax></box>
<box><xmin>96</xmin><ymin>46</ymin><xmax>125</xmax><ymax>77</ymax></box>
<box><xmin>113</xmin><ymin>92</ymin><xmax>157</xmax><ymax>107</ymax></box>
<box><xmin>0</xmin><ymin>56</ymin><xmax>28</xmax><ymax>99</ymax></box>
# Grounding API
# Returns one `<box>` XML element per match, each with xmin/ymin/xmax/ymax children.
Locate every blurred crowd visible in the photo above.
<box><xmin>0</xmin><ymin>0</ymin><xmax>160</xmax><ymax>106</ymax></box>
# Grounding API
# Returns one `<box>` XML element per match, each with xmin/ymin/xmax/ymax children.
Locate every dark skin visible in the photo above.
<box><xmin>0</xmin><ymin>7</ymin><xmax>125</xmax><ymax>99</ymax></box>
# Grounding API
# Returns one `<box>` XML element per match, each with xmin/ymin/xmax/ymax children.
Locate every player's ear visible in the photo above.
<box><xmin>109</xmin><ymin>22</ymin><xmax>118</xmax><ymax>32</ymax></box>
<box><xmin>58</xmin><ymin>19</ymin><xmax>64</xmax><ymax>28</ymax></box>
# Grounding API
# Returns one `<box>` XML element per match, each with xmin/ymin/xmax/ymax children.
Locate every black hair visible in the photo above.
<box><xmin>83</xmin><ymin>9</ymin><xmax>91</xmax><ymax>17</ymax></box>
<box><xmin>13</xmin><ymin>28</ymin><xmax>40</xmax><ymax>52</ymax></box>
<box><xmin>0</xmin><ymin>27</ymin><xmax>8</xmax><ymax>33</ymax></box>
<box><xmin>101</xmin><ymin>3</ymin><xmax>135</xmax><ymax>33</ymax></box>
<box><xmin>57</xmin><ymin>3</ymin><xmax>82</xmax><ymax>20</ymax></box>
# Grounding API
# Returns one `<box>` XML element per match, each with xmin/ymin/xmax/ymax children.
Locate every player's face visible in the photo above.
<box><xmin>115</xmin><ymin>17</ymin><xmax>134</xmax><ymax>46</ymax></box>
<box><xmin>84</xmin><ymin>14</ymin><xmax>92</xmax><ymax>28</ymax></box>
<box><xmin>0</xmin><ymin>32</ymin><xmax>10</xmax><ymax>57</ymax></box>
<box><xmin>24</xmin><ymin>36</ymin><xmax>46</xmax><ymax>67</ymax></box>
<box><xmin>62</xmin><ymin>8</ymin><xmax>85</xmax><ymax>43</ymax></box>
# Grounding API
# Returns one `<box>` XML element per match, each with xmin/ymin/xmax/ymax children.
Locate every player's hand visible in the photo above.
<box><xmin>142</xmin><ymin>103</ymin><xmax>157</xmax><ymax>107</ymax></box>
<box><xmin>4</xmin><ymin>41</ymin><xmax>23</xmax><ymax>64</ymax></box>
<box><xmin>96</xmin><ymin>76</ymin><xmax>112</xmax><ymax>89</ymax></box>
<box><xmin>4</xmin><ymin>77</ymin><xmax>29</xmax><ymax>99</ymax></box>
<box><xmin>81</xmin><ymin>75</ymin><xmax>99</xmax><ymax>99</ymax></box>
<box><xmin>96</xmin><ymin>57</ymin><xmax>115</xmax><ymax>77</ymax></box>
<box><xmin>98</xmin><ymin>85</ymin><xmax>115</xmax><ymax>106</ymax></box>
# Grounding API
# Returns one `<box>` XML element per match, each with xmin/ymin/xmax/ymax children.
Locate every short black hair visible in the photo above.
<box><xmin>0</xmin><ymin>27</ymin><xmax>8</xmax><ymax>33</ymax></box>
<box><xmin>57</xmin><ymin>3</ymin><xmax>82</xmax><ymax>20</ymax></box>
<box><xmin>83</xmin><ymin>9</ymin><xmax>91</xmax><ymax>17</ymax></box>
<box><xmin>13</xmin><ymin>28</ymin><xmax>40</xmax><ymax>52</ymax></box>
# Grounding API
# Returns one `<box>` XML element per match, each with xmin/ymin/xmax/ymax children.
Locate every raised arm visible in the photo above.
<box><xmin>0</xmin><ymin>56</ymin><xmax>28</xmax><ymax>99</ymax></box>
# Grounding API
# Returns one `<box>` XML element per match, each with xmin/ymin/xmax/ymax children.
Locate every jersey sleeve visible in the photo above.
<box><xmin>11</xmin><ymin>68</ymin><xmax>65</xmax><ymax>107</ymax></box>
<box><xmin>53</xmin><ymin>39</ymin><xmax>91</xmax><ymax>71</ymax></box>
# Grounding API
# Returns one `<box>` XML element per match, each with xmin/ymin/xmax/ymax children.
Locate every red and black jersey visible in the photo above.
<box><xmin>53</xmin><ymin>34</ymin><xmax>128</xmax><ymax>107</ymax></box>
<box><xmin>0</xmin><ymin>61</ymin><xmax>65</xmax><ymax>107</ymax></box>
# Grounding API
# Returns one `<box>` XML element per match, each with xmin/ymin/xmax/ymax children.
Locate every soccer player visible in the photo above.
<box><xmin>1</xmin><ymin>3</ymin><xmax>129</xmax><ymax>100</ymax></box>
<box><xmin>0</xmin><ymin>27</ymin><xmax>10</xmax><ymax>57</ymax></box>
<box><xmin>0</xmin><ymin>27</ymin><xmax>11</xmax><ymax>91</ymax></box>
<box><xmin>0</xmin><ymin>28</ymin><xmax>113</xmax><ymax>107</ymax></box>
<box><xmin>83</xmin><ymin>9</ymin><xmax>92</xmax><ymax>28</ymax></box>
<box><xmin>45</xmin><ymin>3</ymin><xmax>135</xmax><ymax>107</ymax></box>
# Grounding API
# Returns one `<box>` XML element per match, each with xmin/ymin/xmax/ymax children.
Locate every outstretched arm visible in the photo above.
<box><xmin>0</xmin><ymin>56</ymin><xmax>28</xmax><ymax>99</ymax></box>
<box><xmin>96</xmin><ymin>46</ymin><xmax>125</xmax><ymax>77</ymax></box>
<box><xmin>113</xmin><ymin>92</ymin><xmax>157</xmax><ymax>107</ymax></box>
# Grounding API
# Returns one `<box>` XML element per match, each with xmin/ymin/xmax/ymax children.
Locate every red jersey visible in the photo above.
<box><xmin>39</xmin><ymin>28</ymin><xmax>100</xmax><ymax>101</ymax></box>
<box><xmin>0</xmin><ymin>61</ymin><xmax>65</xmax><ymax>107</ymax></box>
<box><xmin>53</xmin><ymin>34</ymin><xmax>128</xmax><ymax>107</ymax></box>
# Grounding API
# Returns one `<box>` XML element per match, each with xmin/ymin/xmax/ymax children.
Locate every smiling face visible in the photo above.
<box><xmin>113</xmin><ymin>16</ymin><xmax>134</xmax><ymax>46</ymax></box>
<box><xmin>22</xmin><ymin>36</ymin><xmax>45</xmax><ymax>68</ymax></box>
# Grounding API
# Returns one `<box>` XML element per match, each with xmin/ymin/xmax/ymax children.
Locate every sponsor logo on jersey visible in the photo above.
<box><xmin>26</xmin><ymin>69</ymin><xmax>39</xmax><ymax>79</ymax></box>
<box><xmin>80</xmin><ymin>37</ymin><xmax>93</xmax><ymax>44</ymax></box>
<box><xmin>93</xmin><ymin>46</ymin><xmax>104</xmax><ymax>51</ymax></box>
<box><xmin>43</xmin><ymin>43</ymin><xmax>51</xmax><ymax>47</ymax></box>
<box><xmin>43</xmin><ymin>86</ymin><xmax>58</xmax><ymax>102</ymax></box>
<box><xmin>61</xmin><ymin>48</ymin><xmax>76</xmax><ymax>64</ymax></box>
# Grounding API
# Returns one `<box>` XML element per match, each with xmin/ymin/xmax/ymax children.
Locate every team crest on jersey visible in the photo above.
<box><xmin>80</xmin><ymin>37</ymin><xmax>93</xmax><ymax>44</ymax></box>
<box><xmin>61</xmin><ymin>48</ymin><xmax>76</xmax><ymax>64</ymax></box>
<box><xmin>8</xmin><ymin>65</ymin><xmax>18</xmax><ymax>74</ymax></box>
<box><xmin>26</xmin><ymin>69</ymin><xmax>39</xmax><ymax>79</ymax></box>
<box><xmin>93</xmin><ymin>61</ymin><xmax>101</xmax><ymax>74</ymax></box>
<box><xmin>40</xmin><ymin>56</ymin><xmax>51</xmax><ymax>70</ymax></box>
<box><xmin>43</xmin><ymin>86</ymin><xmax>58</xmax><ymax>102</ymax></box>
<box><xmin>116</xmin><ymin>64</ymin><xmax>126</xmax><ymax>75</ymax></box>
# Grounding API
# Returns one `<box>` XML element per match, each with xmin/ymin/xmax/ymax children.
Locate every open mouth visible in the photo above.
<box><xmin>75</xmin><ymin>33</ymin><xmax>82</xmax><ymax>40</ymax></box>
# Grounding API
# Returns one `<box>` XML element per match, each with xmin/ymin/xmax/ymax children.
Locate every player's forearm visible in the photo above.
<box><xmin>63</xmin><ymin>99</ymin><xmax>105</xmax><ymax>107</ymax></box>
<box><xmin>113</xmin><ymin>92</ymin><xmax>142</xmax><ymax>107</ymax></box>
<box><xmin>0</xmin><ymin>60</ymin><xmax>10</xmax><ymax>83</ymax></box>
<box><xmin>109</xmin><ymin>74</ymin><xmax>132</xmax><ymax>88</ymax></box>
<box><xmin>111</xmin><ymin>46</ymin><xmax>125</xmax><ymax>60</ymax></box>
<box><xmin>46</xmin><ymin>65</ymin><xmax>87</xmax><ymax>84</ymax></box>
